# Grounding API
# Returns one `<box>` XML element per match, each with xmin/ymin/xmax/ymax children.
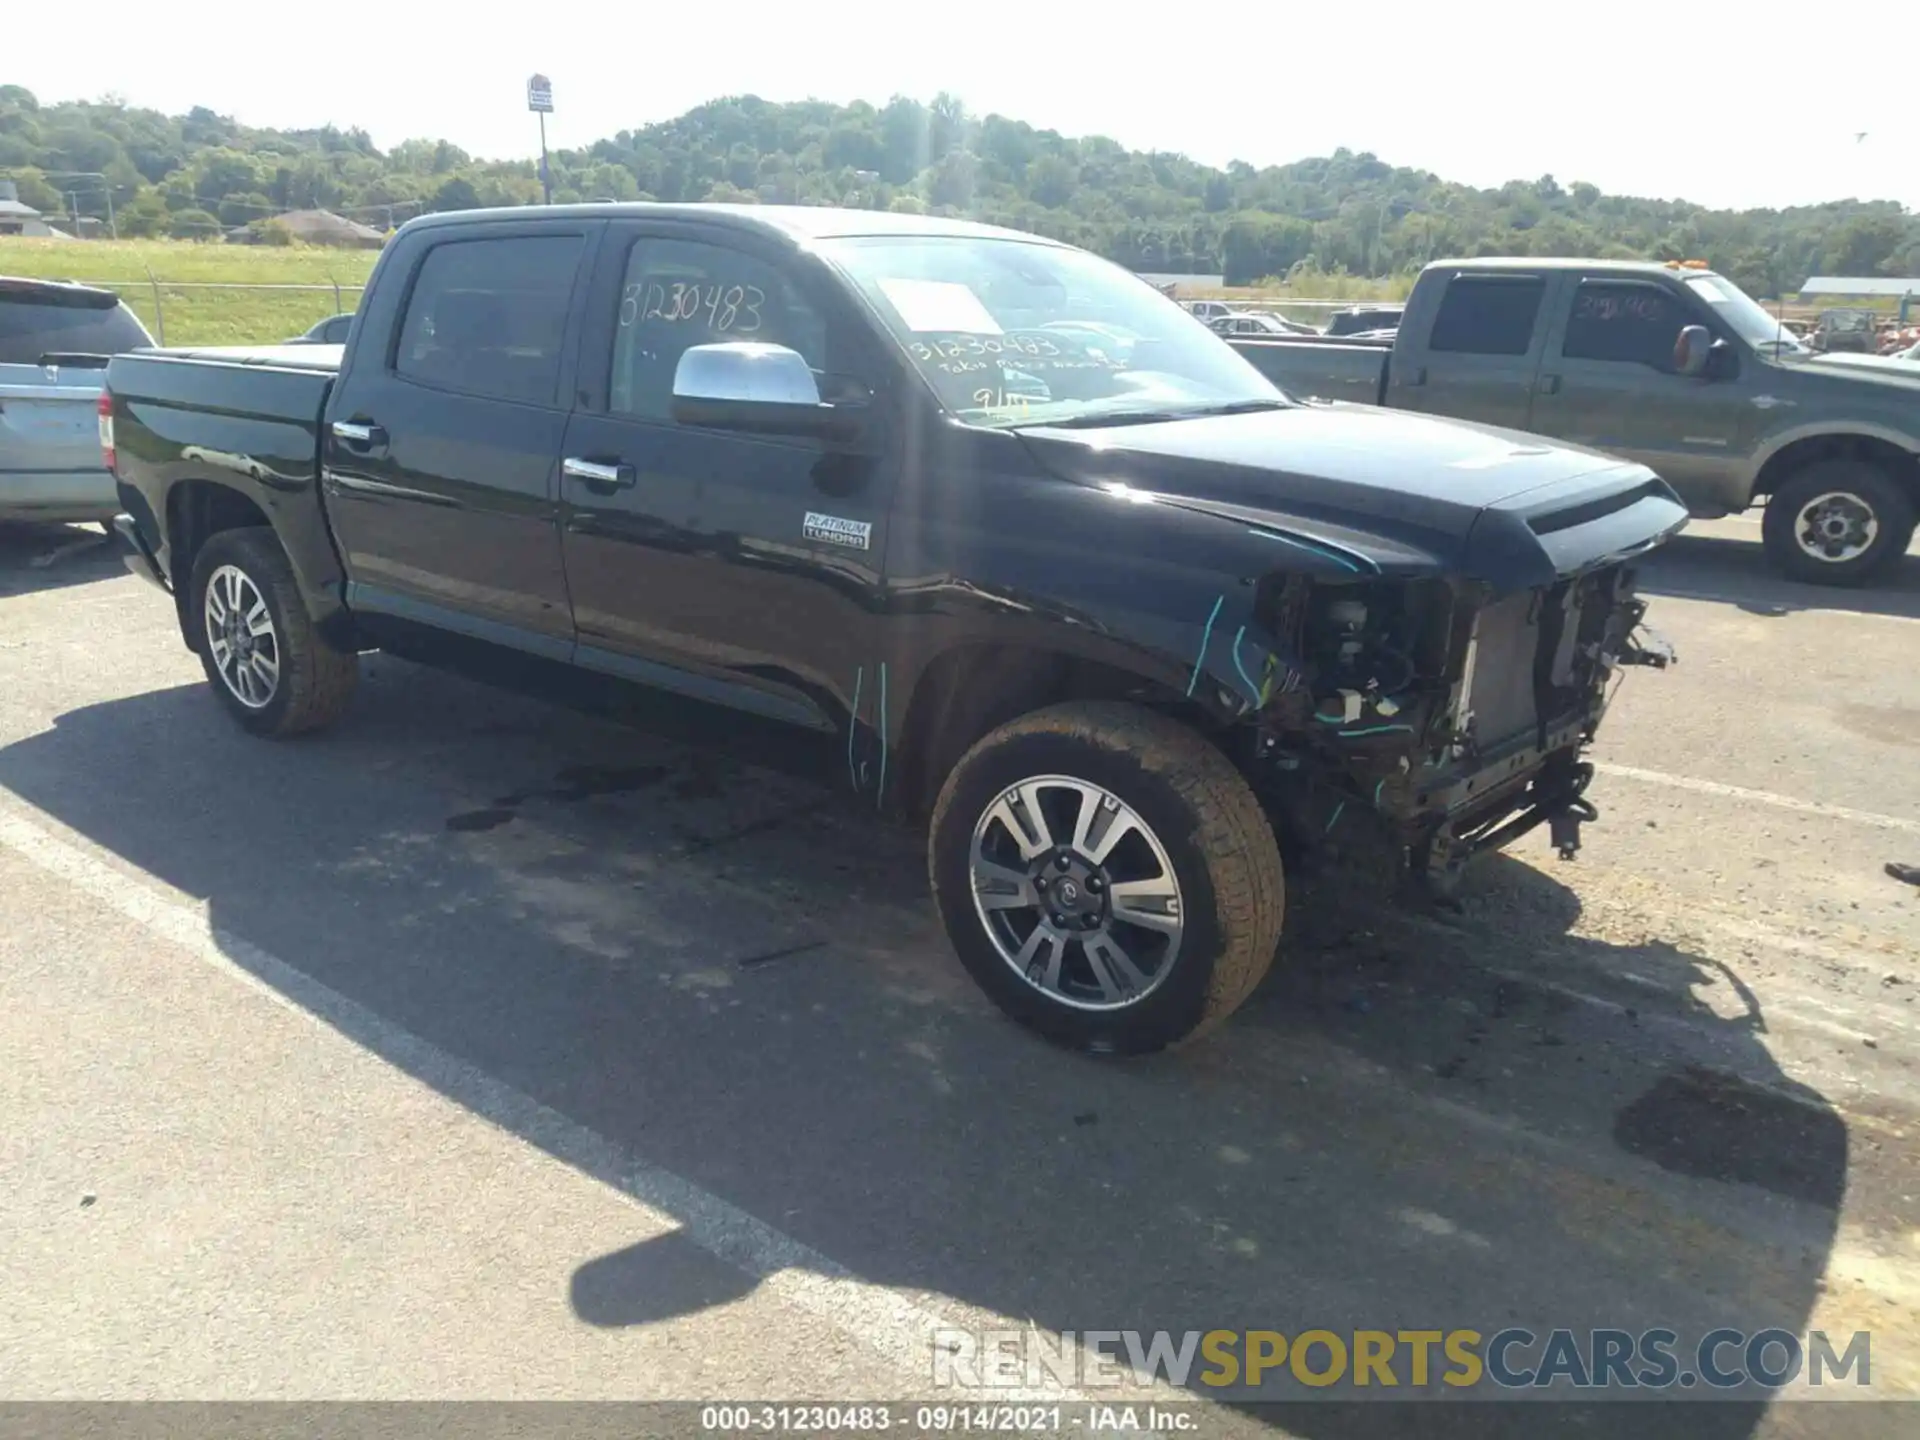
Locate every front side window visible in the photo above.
<box><xmin>1562</xmin><ymin>283</ymin><xmax>1691</xmax><ymax>369</ymax></box>
<box><xmin>609</xmin><ymin>237</ymin><xmax>827</xmax><ymax>421</ymax></box>
<box><xmin>395</xmin><ymin>235</ymin><xmax>584</xmax><ymax>405</ymax></box>
<box><xmin>820</xmin><ymin>235</ymin><xmax>1284</xmax><ymax>428</ymax></box>
<box><xmin>1428</xmin><ymin>277</ymin><xmax>1545</xmax><ymax>356</ymax></box>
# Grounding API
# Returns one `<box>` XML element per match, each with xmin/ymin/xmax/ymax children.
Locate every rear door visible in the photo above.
<box><xmin>323</xmin><ymin>221</ymin><xmax>598</xmax><ymax>657</ymax></box>
<box><xmin>557</xmin><ymin>220</ymin><xmax>895</xmax><ymax>732</ymax></box>
<box><xmin>1527</xmin><ymin>274</ymin><xmax>1755</xmax><ymax>508</ymax></box>
<box><xmin>1390</xmin><ymin>271</ymin><xmax>1558</xmax><ymax>431</ymax></box>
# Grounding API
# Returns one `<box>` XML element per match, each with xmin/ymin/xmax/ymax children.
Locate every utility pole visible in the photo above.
<box><xmin>47</xmin><ymin>171</ymin><xmax>117</xmax><ymax>239</ymax></box>
<box><xmin>527</xmin><ymin>74</ymin><xmax>554</xmax><ymax>205</ymax></box>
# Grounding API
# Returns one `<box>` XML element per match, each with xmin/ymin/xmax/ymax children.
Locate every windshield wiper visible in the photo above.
<box><xmin>1017</xmin><ymin>398</ymin><xmax>1290</xmax><ymax>430</ymax></box>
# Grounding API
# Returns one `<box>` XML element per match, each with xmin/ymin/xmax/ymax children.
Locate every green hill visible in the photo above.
<box><xmin>3</xmin><ymin>84</ymin><xmax>1915</xmax><ymax>297</ymax></box>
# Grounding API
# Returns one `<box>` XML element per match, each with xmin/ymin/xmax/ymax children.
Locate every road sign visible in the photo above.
<box><xmin>527</xmin><ymin>75</ymin><xmax>554</xmax><ymax>113</ymax></box>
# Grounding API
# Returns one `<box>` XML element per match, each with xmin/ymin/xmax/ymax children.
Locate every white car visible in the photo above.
<box><xmin>1209</xmin><ymin>312</ymin><xmax>1317</xmax><ymax>339</ymax></box>
<box><xmin>1</xmin><ymin>277</ymin><xmax>153</xmax><ymax>528</ymax></box>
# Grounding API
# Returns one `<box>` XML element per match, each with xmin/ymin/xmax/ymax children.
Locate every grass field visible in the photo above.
<box><xmin>0</xmin><ymin>238</ymin><xmax>378</xmax><ymax>346</ymax></box>
<box><xmin>5</xmin><ymin>236</ymin><xmax>1427</xmax><ymax>347</ymax></box>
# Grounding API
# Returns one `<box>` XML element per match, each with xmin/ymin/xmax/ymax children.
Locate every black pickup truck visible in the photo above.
<box><xmin>105</xmin><ymin>204</ymin><xmax>1685</xmax><ymax>1054</ymax></box>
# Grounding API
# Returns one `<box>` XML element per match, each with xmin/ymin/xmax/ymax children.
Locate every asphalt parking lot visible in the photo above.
<box><xmin>1</xmin><ymin>514</ymin><xmax>1916</xmax><ymax>1437</ymax></box>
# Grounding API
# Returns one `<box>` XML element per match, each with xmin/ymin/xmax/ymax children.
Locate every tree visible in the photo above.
<box><xmin>928</xmin><ymin>149</ymin><xmax>978</xmax><ymax>210</ymax></box>
<box><xmin>431</xmin><ymin>176</ymin><xmax>481</xmax><ymax>211</ymax></box>
<box><xmin>168</xmin><ymin>207</ymin><xmax>221</xmax><ymax>239</ymax></box>
<box><xmin>218</xmin><ymin>190</ymin><xmax>274</xmax><ymax>226</ymax></box>
<box><xmin>193</xmin><ymin>148</ymin><xmax>262</xmax><ymax>206</ymax></box>
<box><xmin>1030</xmin><ymin>155</ymin><xmax>1077</xmax><ymax>208</ymax></box>
<box><xmin>7</xmin><ymin>167</ymin><xmax>63</xmax><ymax>212</ymax></box>
<box><xmin>0</xmin><ymin>87</ymin><xmax>1911</xmax><ymax>293</ymax></box>
<box><xmin>1823</xmin><ymin>215</ymin><xmax>1906</xmax><ymax>277</ymax></box>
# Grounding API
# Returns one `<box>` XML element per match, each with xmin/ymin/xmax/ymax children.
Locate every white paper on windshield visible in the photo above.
<box><xmin>878</xmin><ymin>278</ymin><xmax>1003</xmax><ymax>335</ymax></box>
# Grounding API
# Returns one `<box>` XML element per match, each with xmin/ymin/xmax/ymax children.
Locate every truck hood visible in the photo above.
<box><xmin>1792</xmin><ymin>352</ymin><xmax>1920</xmax><ymax>394</ymax></box>
<box><xmin>1017</xmin><ymin>403</ymin><xmax>1688</xmax><ymax>591</ymax></box>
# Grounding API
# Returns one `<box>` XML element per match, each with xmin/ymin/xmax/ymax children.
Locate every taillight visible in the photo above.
<box><xmin>97</xmin><ymin>391</ymin><xmax>115</xmax><ymax>472</ymax></box>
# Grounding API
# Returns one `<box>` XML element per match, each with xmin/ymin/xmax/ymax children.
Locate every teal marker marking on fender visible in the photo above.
<box><xmin>1245</xmin><ymin>526</ymin><xmax>1368</xmax><ymax>573</ymax></box>
<box><xmin>847</xmin><ymin>665</ymin><xmax>864</xmax><ymax>790</ymax></box>
<box><xmin>1187</xmin><ymin>595</ymin><xmax>1225</xmax><ymax>698</ymax></box>
<box><xmin>876</xmin><ymin>662</ymin><xmax>890</xmax><ymax>808</ymax></box>
<box><xmin>1230</xmin><ymin>626</ymin><xmax>1263</xmax><ymax>709</ymax></box>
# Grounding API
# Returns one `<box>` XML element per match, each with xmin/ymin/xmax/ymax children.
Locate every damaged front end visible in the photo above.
<box><xmin>1240</xmin><ymin>564</ymin><xmax>1673</xmax><ymax>899</ymax></box>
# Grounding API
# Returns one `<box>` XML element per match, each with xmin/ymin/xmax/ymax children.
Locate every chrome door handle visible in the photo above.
<box><xmin>563</xmin><ymin>457</ymin><xmax>636</xmax><ymax>489</ymax></box>
<box><xmin>1538</xmin><ymin>373</ymin><xmax>1562</xmax><ymax>395</ymax></box>
<box><xmin>331</xmin><ymin>420</ymin><xmax>387</xmax><ymax>446</ymax></box>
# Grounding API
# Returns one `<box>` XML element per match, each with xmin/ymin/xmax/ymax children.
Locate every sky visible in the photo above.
<box><xmin>15</xmin><ymin>0</ymin><xmax>1920</xmax><ymax>212</ymax></box>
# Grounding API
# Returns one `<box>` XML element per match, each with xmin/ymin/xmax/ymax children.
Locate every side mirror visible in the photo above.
<box><xmin>669</xmin><ymin>342</ymin><xmax>870</xmax><ymax>445</ymax></box>
<box><xmin>1673</xmin><ymin>325</ymin><xmax>1713</xmax><ymax>377</ymax></box>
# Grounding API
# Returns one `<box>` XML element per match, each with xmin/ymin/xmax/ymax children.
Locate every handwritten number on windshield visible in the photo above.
<box><xmin>908</xmin><ymin>334</ymin><xmax>1060</xmax><ymax>360</ymax></box>
<box><xmin>620</xmin><ymin>281</ymin><xmax>765</xmax><ymax>334</ymax></box>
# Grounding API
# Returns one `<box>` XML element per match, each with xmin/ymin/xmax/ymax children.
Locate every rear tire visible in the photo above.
<box><xmin>188</xmin><ymin>527</ymin><xmax>358</xmax><ymax>737</ymax></box>
<box><xmin>1761</xmin><ymin>461</ymin><xmax>1915</xmax><ymax>586</ymax></box>
<box><xmin>929</xmin><ymin>701</ymin><xmax>1284</xmax><ymax>1055</ymax></box>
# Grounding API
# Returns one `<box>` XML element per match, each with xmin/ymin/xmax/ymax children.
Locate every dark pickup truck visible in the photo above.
<box><xmin>105</xmin><ymin>204</ymin><xmax>1685</xmax><ymax>1054</ymax></box>
<box><xmin>1231</xmin><ymin>258</ymin><xmax>1920</xmax><ymax>586</ymax></box>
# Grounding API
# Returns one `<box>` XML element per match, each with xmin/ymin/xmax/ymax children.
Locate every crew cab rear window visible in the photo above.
<box><xmin>1562</xmin><ymin>282</ymin><xmax>1689</xmax><ymax>369</ymax></box>
<box><xmin>0</xmin><ymin>296</ymin><xmax>152</xmax><ymax>364</ymax></box>
<box><xmin>395</xmin><ymin>235</ymin><xmax>583</xmax><ymax>405</ymax></box>
<box><xmin>1427</xmin><ymin>276</ymin><xmax>1545</xmax><ymax>356</ymax></box>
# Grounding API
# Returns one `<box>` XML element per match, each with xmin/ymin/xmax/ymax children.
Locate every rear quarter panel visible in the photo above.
<box><xmin>107</xmin><ymin>352</ymin><xmax>345</xmax><ymax>624</ymax></box>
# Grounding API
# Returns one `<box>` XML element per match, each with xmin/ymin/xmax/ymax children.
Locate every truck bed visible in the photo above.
<box><xmin>1230</xmin><ymin>336</ymin><xmax>1390</xmax><ymax>406</ymax></box>
<box><xmin>105</xmin><ymin>347</ymin><xmax>343</xmax><ymax>610</ymax></box>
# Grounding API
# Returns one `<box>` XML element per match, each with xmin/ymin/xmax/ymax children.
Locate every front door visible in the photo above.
<box><xmin>323</xmin><ymin>224</ymin><xmax>595</xmax><ymax>656</ymax></box>
<box><xmin>1527</xmin><ymin>275</ymin><xmax>1753</xmax><ymax>512</ymax></box>
<box><xmin>558</xmin><ymin>222</ymin><xmax>893</xmax><ymax>733</ymax></box>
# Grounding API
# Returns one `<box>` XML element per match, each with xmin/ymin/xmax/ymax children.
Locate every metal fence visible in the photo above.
<box><xmin>61</xmin><ymin>277</ymin><xmax>368</xmax><ymax>347</ymax></box>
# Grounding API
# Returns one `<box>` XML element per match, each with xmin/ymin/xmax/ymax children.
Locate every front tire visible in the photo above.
<box><xmin>188</xmin><ymin>527</ymin><xmax>358</xmax><ymax>737</ymax></box>
<box><xmin>929</xmin><ymin>701</ymin><xmax>1284</xmax><ymax>1055</ymax></box>
<box><xmin>1762</xmin><ymin>461</ymin><xmax>1915</xmax><ymax>586</ymax></box>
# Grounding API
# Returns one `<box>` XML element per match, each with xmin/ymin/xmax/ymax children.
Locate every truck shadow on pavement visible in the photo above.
<box><xmin>1637</xmin><ymin>531</ymin><xmax>1920</xmax><ymax>622</ymax></box>
<box><xmin>0</xmin><ymin>663</ymin><xmax>1855</xmax><ymax>1438</ymax></box>
<box><xmin>0</xmin><ymin>521</ymin><xmax>122</xmax><ymax>598</ymax></box>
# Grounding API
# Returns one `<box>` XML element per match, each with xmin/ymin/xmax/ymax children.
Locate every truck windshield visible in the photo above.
<box><xmin>821</xmin><ymin>235</ymin><xmax>1287</xmax><ymax>427</ymax></box>
<box><xmin>1683</xmin><ymin>275</ymin><xmax>1806</xmax><ymax>353</ymax></box>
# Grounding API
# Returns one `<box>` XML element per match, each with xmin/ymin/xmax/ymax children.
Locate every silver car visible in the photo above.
<box><xmin>1</xmin><ymin>277</ymin><xmax>154</xmax><ymax>528</ymax></box>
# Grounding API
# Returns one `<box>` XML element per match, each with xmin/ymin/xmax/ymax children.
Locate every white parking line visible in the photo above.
<box><xmin>0</xmin><ymin>804</ymin><xmax>1082</xmax><ymax>1404</ymax></box>
<box><xmin>1594</xmin><ymin>763</ymin><xmax>1920</xmax><ymax>836</ymax></box>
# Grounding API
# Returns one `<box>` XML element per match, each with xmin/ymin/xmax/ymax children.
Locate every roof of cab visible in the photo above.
<box><xmin>401</xmin><ymin>202</ymin><xmax>1066</xmax><ymax>248</ymax></box>
<box><xmin>1426</xmin><ymin>256</ymin><xmax>1723</xmax><ymax>279</ymax></box>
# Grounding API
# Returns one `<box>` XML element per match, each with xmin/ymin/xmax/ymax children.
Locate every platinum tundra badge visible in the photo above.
<box><xmin>803</xmin><ymin>512</ymin><xmax>872</xmax><ymax>550</ymax></box>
